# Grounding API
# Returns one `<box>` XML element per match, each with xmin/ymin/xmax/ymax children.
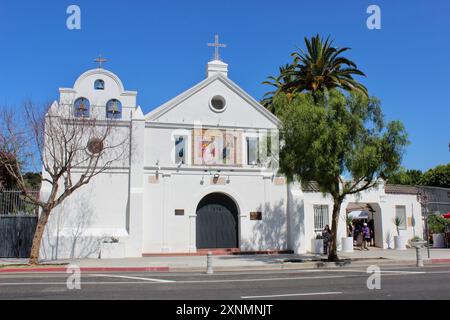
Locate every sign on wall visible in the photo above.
<box><xmin>250</xmin><ymin>212</ymin><xmax>263</xmax><ymax>221</ymax></box>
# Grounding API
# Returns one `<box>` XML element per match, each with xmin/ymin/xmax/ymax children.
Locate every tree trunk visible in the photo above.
<box><xmin>29</xmin><ymin>208</ymin><xmax>50</xmax><ymax>265</ymax></box>
<box><xmin>328</xmin><ymin>199</ymin><xmax>343</xmax><ymax>262</ymax></box>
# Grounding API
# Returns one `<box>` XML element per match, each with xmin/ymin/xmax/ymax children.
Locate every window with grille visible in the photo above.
<box><xmin>395</xmin><ymin>206</ymin><xmax>407</xmax><ymax>230</ymax></box>
<box><xmin>314</xmin><ymin>205</ymin><xmax>329</xmax><ymax>232</ymax></box>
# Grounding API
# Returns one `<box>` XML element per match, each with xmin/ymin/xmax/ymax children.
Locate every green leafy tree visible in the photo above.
<box><xmin>387</xmin><ymin>168</ymin><xmax>423</xmax><ymax>185</ymax></box>
<box><xmin>0</xmin><ymin>151</ymin><xmax>20</xmax><ymax>189</ymax></box>
<box><xmin>22</xmin><ymin>172</ymin><xmax>42</xmax><ymax>190</ymax></box>
<box><xmin>277</xmin><ymin>90</ymin><xmax>408</xmax><ymax>261</ymax></box>
<box><xmin>419</xmin><ymin>163</ymin><xmax>450</xmax><ymax>188</ymax></box>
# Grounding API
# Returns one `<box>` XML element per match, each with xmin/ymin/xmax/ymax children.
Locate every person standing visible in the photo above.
<box><xmin>362</xmin><ymin>223</ymin><xmax>371</xmax><ymax>250</ymax></box>
<box><xmin>322</xmin><ymin>225</ymin><xmax>332</xmax><ymax>255</ymax></box>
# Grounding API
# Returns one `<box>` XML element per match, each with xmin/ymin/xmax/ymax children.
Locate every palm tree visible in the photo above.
<box><xmin>288</xmin><ymin>34</ymin><xmax>368</xmax><ymax>100</ymax></box>
<box><xmin>261</xmin><ymin>64</ymin><xmax>296</xmax><ymax>113</ymax></box>
<box><xmin>262</xmin><ymin>34</ymin><xmax>368</xmax><ymax>110</ymax></box>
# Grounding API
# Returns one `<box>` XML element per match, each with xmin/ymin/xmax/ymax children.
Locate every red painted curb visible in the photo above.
<box><xmin>0</xmin><ymin>266</ymin><xmax>170</xmax><ymax>273</ymax></box>
<box><xmin>431</xmin><ymin>259</ymin><xmax>450</xmax><ymax>264</ymax></box>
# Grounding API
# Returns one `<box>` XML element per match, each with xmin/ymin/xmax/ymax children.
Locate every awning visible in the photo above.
<box><xmin>348</xmin><ymin>211</ymin><xmax>370</xmax><ymax>220</ymax></box>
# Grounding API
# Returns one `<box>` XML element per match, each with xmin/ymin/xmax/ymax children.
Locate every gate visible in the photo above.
<box><xmin>0</xmin><ymin>215</ymin><xmax>37</xmax><ymax>258</ymax></box>
<box><xmin>0</xmin><ymin>190</ymin><xmax>39</xmax><ymax>258</ymax></box>
<box><xmin>196</xmin><ymin>193</ymin><xmax>239</xmax><ymax>249</ymax></box>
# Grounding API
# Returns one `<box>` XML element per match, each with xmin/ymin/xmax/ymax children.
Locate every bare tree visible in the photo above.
<box><xmin>0</xmin><ymin>101</ymin><xmax>130</xmax><ymax>264</ymax></box>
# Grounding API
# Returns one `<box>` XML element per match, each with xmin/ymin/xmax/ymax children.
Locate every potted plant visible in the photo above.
<box><xmin>341</xmin><ymin>215</ymin><xmax>354</xmax><ymax>253</ymax></box>
<box><xmin>428</xmin><ymin>215</ymin><xmax>448</xmax><ymax>248</ymax></box>
<box><xmin>410</xmin><ymin>236</ymin><xmax>427</xmax><ymax>248</ymax></box>
<box><xmin>394</xmin><ymin>217</ymin><xmax>407</xmax><ymax>250</ymax></box>
<box><xmin>311</xmin><ymin>233</ymin><xmax>324</xmax><ymax>255</ymax></box>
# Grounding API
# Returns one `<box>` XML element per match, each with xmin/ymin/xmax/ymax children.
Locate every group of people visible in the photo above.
<box><xmin>350</xmin><ymin>220</ymin><xmax>374</xmax><ymax>250</ymax></box>
<box><xmin>321</xmin><ymin>219</ymin><xmax>375</xmax><ymax>254</ymax></box>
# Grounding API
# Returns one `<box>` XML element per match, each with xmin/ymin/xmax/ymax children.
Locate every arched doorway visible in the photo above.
<box><xmin>346</xmin><ymin>203</ymin><xmax>383</xmax><ymax>248</ymax></box>
<box><xmin>196</xmin><ymin>193</ymin><xmax>239</xmax><ymax>249</ymax></box>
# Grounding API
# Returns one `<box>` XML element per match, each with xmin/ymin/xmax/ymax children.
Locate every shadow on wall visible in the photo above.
<box><xmin>40</xmin><ymin>192</ymin><xmax>109</xmax><ymax>261</ymax></box>
<box><xmin>288</xmin><ymin>190</ymin><xmax>305</xmax><ymax>254</ymax></box>
<box><xmin>241</xmin><ymin>199</ymin><xmax>287</xmax><ymax>252</ymax></box>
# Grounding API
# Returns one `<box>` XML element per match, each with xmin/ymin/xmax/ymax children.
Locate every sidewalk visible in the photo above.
<box><xmin>2</xmin><ymin>248</ymin><xmax>450</xmax><ymax>273</ymax></box>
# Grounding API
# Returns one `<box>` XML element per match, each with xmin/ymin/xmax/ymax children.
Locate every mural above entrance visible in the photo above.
<box><xmin>193</xmin><ymin>129</ymin><xmax>242</xmax><ymax>166</ymax></box>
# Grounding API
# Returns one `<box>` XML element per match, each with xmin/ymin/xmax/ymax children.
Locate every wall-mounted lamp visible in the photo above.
<box><xmin>201</xmin><ymin>170</ymin><xmax>207</xmax><ymax>185</ymax></box>
<box><xmin>155</xmin><ymin>160</ymin><xmax>161</xmax><ymax>179</ymax></box>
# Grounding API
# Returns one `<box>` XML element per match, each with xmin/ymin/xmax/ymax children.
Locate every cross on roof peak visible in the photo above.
<box><xmin>207</xmin><ymin>34</ymin><xmax>227</xmax><ymax>61</ymax></box>
<box><xmin>94</xmin><ymin>54</ymin><xmax>108</xmax><ymax>69</ymax></box>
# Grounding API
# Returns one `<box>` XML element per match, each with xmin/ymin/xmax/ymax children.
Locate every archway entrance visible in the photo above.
<box><xmin>196</xmin><ymin>193</ymin><xmax>239</xmax><ymax>249</ymax></box>
<box><xmin>346</xmin><ymin>203</ymin><xmax>383</xmax><ymax>248</ymax></box>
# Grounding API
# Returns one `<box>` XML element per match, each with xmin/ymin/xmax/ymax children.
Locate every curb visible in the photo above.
<box><xmin>0</xmin><ymin>266</ymin><xmax>170</xmax><ymax>273</ymax></box>
<box><xmin>431</xmin><ymin>259</ymin><xmax>450</xmax><ymax>264</ymax></box>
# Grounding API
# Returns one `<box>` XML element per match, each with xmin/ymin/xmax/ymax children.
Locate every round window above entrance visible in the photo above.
<box><xmin>209</xmin><ymin>95</ymin><xmax>227</xmax><ymax>113</ymax></box>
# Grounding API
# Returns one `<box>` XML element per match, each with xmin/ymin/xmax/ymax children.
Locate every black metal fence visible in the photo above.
<box><xmin>0</xmin><ymin>190</ymin><xmax>40</xmax><ymax>216</ymax></box>
<box><xmin>0</xmin><ymin>190</ymin><xmax>39</xmax><ymax>258</ymax></box>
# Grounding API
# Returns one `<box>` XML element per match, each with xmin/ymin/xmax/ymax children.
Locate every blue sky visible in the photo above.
<box><xmin>0</xmin><ymin>0</ymin><xmax>449</xmax><ymax>171</ymax></box>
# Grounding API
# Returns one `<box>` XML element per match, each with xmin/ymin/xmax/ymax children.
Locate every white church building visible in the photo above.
<box><xmin>40</xmin><ymin>44</ymin><xmax>424</xmax><ymax>260</ymax></box>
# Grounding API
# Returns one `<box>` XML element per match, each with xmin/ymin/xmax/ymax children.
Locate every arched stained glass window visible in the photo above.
<box><xmin>74</xmin><ymin>97</ymin><xmax>90</xmax><ymax>117</ymax></box>
<box><xmin>106</xmin><ymin>99</ymin><xmax>122</xmax><ymax>119</ymax></box>
<box><xmin>94</xmin><ymin>79</ymin><xmax>105</xmax><ymax>90</ymax></box>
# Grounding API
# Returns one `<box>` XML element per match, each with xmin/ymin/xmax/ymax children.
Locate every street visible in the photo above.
<box><xmin>1</xmin><ymin>264</ymin><xmax>450</xmax><ymax>300</ymax></box>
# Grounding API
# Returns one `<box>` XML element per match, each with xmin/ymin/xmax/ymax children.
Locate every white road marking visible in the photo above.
<box><xmin>93</xmin><ymin>274</ymin><xmax>175</xmax><ymax>283</ymax></box>
<box><xmin>242</xmin><ymin>292</ymin><xmax>343</xmax><ymax>299</ymax></box>
<box><xmin>379</xmin><ymin>270</ymin><xmax>426</xmax><ymax>274</ymax></box>
<box><xmin>0</xmin><ymin>275</ymin><xmax>346</xmax><ymax>286</ymax></box>
<box><xmin>177</xmin><ymin>275</ymin><xmax>345</xmax><ymax>284</ymax></box>
<box><xmin>0</xmin><ymin>281</ymin><xmax>167</xmax><ymax>286</ymax></box>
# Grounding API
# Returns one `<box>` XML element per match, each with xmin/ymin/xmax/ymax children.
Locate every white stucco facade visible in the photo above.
<box><xmin>40</xmin><ymin>59</ymin><xmax>423</xmax><ymax>260</ymax></box>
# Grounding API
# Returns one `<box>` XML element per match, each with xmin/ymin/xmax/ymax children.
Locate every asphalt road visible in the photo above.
<box><xmin>1</xmin><ymin>264</ymin><xmax>450</xmax><ymax>300</ymax></box>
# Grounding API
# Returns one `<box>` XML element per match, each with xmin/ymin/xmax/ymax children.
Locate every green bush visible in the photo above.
<box><xmin>428</xmin><ymin>215</ymin><xmax>450</xmax><ymax>234</ymax></box>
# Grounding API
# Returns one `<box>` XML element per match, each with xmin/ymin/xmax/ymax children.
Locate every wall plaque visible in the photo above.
<box><xmin>250</xmin><ymin>212</ymin><xmax>262</xmax><ymax>221</ymax></box>
<box><xmin>175</xmin><ymin>209</ymin><xmax>185</xmax><ymax>216</ymax></box>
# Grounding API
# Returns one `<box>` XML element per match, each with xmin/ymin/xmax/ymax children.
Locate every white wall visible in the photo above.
<box><xmin>40</xmin><ymin>171</ymin><xmax>130</xmax><ymax>260</ymax></box>
<box><xmin>149</xmin><ymin>77</ymin><xmax>278</xmax><ymax>129</ymax></box>
<box><xmin>291</xmin><ymin>184</ymin><xmax>424</xmax><ymax>253</ymax></box>
<box><xmin>142</xmin><ymin>171</ymin><xmax>287</xmax><ymax>254</ymax></box>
